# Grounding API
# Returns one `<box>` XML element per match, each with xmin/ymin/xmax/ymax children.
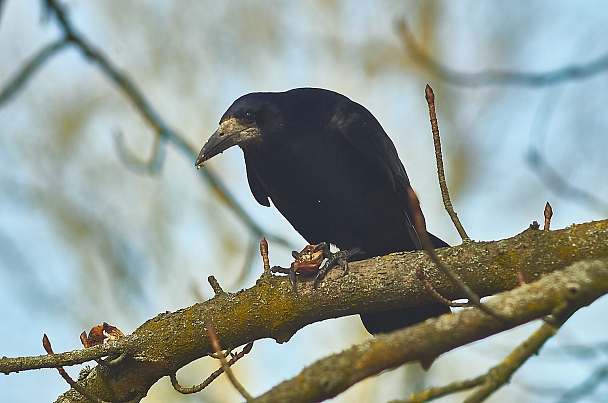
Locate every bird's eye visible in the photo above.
<box><xmin>243</xmin><ymin>110</ymin><xmax>255</xmax><ymax>124</ymax></box>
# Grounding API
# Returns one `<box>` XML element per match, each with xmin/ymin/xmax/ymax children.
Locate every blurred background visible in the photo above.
<box><xmin>1</xmin><ymin>1</ymin><xmax>607</xmax><ymax>402</ymax></box>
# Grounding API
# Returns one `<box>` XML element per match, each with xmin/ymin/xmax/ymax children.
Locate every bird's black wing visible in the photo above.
<box><xmin>329</xmin><ymin>100</ymin><xmax>422</xmax><ymax>249</ymax></box>
<box><xmin>244</xmin><ymin>152</ymin><xmax>271</xmax><ymax>207</ymax></box>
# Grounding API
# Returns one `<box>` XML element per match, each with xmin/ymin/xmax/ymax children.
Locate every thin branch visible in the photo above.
<box><xmin>407</xmin><ymin>186</ymin><xmax>501</xmax><ymax>320</ymax></box>
<box><xmin>543</xmin><ymin>202</ymin><xmax>553</xmax><ymax>231</ymax></box>
<box><xmin>0</xmin><ymin>38</ymin><xmax>70</xmax><ymax>107</ymax></box>
<box><xmin>397</xmin><ymin>300</ymin><xmax>573</xmax><ymax>403</ymax></box>
<box><xmin>425</xmin><ymin>84</ymin><xmax>470</xmax><ymax>241</ymax></box>
<box><xmin>206</xmin><ymin>323</ymin><xmax>253</xmax><ymax>401</ymax></box>
<box><xmin>170</xmin><ymin>342</ymin><xmax>254</xmax><ymax>394</ymax></box>
<box><xmin>260</xmin><ymin>237</ymin><xmax>270</xmax><ymax>275</ymax></box>
<box><xmin>42</xmin><ymin>334</ymin><xmax>106</xmax><ymax>403</ymax></box>
<box><xmin>464</xmin><ymin>298</ymin><xmax>578</xmax><ymax>402</ymax></box>
<box><xmin>396</xmin><ymin>19</ymin><xmax>608</xmax><ymax>87</ymax></box>
<box><xmin>415</xmin><ymin>265</ymin><xmax>467</xmax><ymax>308</ymax></box>
<box><xmin>1</xmin><ymin>339</ymin><xmax>124</xmax><ymax>374</ymax></box>
<box><xmin>393</xmin><ymin>376</ymin><xmax>485</xmax><ymax>402</ymax></box>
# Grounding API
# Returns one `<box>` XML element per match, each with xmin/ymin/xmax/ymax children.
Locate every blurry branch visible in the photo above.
<box><xmin>0</xmin><ymin>220</ymin><xmax>606</xmax><ymax>402</ymax></box>
<box><xmin>397</xmin><ymin>19</ymin><xmax>608</xmax><ymax>216</ymax></box>
<box><xmin>396</xmin><ymin>19</ymin><xmax>608</xmax><ymax>87</ymax></box>
<box><xmin>526</xmin><ymin>88</ymin><xmax>608</xmax><ymax>214</ymax></box>
<box><xmin>252</xmin><ymin>258</ymin><xmax>607</xmax><ymax>403</ymax></box>
<box><xmin>557</xmin><ymin>363</ymin><xmax>608</xmax><ymax>403</ymax></box>
<box><xmin>0</xmin><ymin>38</ymin><xmax>70</xmax><ymax>106</ymax></box>
<box><xmin>114</xmin><ymin>129</ymin><xmax>166</xmax><ymax>175</ymax></box>
<box><xmin>520</xmin><ymin>360</ymin><xmax>608</xmax><ymax>403</ymax></box>
<box><xmin>28</xmin><ymin>0</ymin><xmax>293</xmax><ymax>250</ymax></box>
<box><xmin>527</xmin><ymin>148</ymin><xmax>608</xmax><ymax>213</ymax></box>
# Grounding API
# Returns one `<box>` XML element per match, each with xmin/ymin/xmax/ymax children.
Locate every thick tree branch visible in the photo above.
<box><xmin>0</xmin><ymin>220</ymin><xmax>606</xmax><ymax>402</ymax></box>
<box><xmin>253</xmin><ymin>258</ymin><xmax>608</xmax><ymax>403</ymax></box>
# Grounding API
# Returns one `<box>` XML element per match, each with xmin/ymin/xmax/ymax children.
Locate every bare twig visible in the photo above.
<box><xmin>544</xmin><ymin>202</ymin><xmax>553</xmax><ymax>231</ymax></box>
<box><xmin>415</xmin><ymin>265</ymin><xmax>467</xmax><ymax>308</ymax></box>
<box><xmin>205</xmin><ymin>323</ymin><xmax>253</xmax><ymax>401</ymax></box>
<box><xmin>465</xmin><ymin>296</ymin><xmax>579</xmax><ymax>402</ymax></box>
<box><xmin>207</xmin><ymin>275</ymin><xmax>224</xmax><ymax>296</ymax></box>
<box><xmin>425</xmin><ymin>84</ymin><xmax>470</xmax><ymax>242</ymax></box>
<box><xmin>42</xmin><ymin>334</ymin><xmax>105</xmax><ymax>403</ymax></box>
<box><xmin>517</xmin><ymin>271</ymin><xmax>527</xmax><ymax>286</ymax></box>
<box><xmin>206</xmin><ymin>323</ymin><xmax>253</xmax><ymax>401</ymax></box>
<box><xmin>260</xmin><ymin>237</ymin><xmax>270</xmax><ymax>275</ymax></box>
<box><xmin>394</xmin><ymin>375</ymin><xmax>485</xmax><ymax>402</ymax></box>
<box><xmin>170</xmin><ymin>342</ymin><xmax>254</xmax><ymax>394</ymax></box>
<box><xmin>408</xmin><ymin>187</ymin><xmax>502</xmax><ymax>320</ymax></box>
<box><xmin>397</xmin><ymin>301</ymin><xmax>573</xmax><ymax>403</ymax></box>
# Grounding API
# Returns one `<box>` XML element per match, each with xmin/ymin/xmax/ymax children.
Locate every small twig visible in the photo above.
<box><xmin>260</xmin><ymin>237</ymin><xmax>270</xmax><ymax>275</ymax></box>
<box><xmin>408</xmin><ymin>187</ymin><xmax>503</xmax><ymax>321</ymax></box>
<box><xmin>399</xmin><ymin>292</ymin><xmax>580</xmax><ymax>403</ymax></box>
<box><xmin>395</xmin><ymin>375</ymin><xmax>486</xmax><ymax>402</ymax></box>
<box><xmin>425</xmin><ymin>84</ymin><xmax>470</xmax><ymax>242</ymax></box>
<box><xmin>517</xmin><ymin>271</ymin><xmax>527</xmax><ymax>286</ymax></box>
<box><xmin>464</xmin><ymin>296</ymin><xmax>579</xmax><ymax>403</ymax></box>
<box><xmin>171</xmin><ymin>342</ymin><xmax>254</xmax><ymax>394</ymax></box>
<box><xmin>544</xmin><ymin>202</ymin><xmax>553</xmax><ymax>231</ymax></box>
<box><xmin>206</xmin><ymin>323</ymin><xmax>253</xmax><ymax>401</ymax></box>
<box><xmin>42</xmin><ymin>334</ymin><xmax>105</xmax><ymax>403</ymax></box>
<box><xmin>415</xmin><ymin>265</ymin><xmax>467</xmax><ymax>308</ymax></box>
<box><xmin>0</xmin><ymin>38</ymin><xmax>69</xmax><ymax>107</ymax></box>
<box><xmin>207</xmin><ymin>275</ymin><xmax>224</xmax><ymax>296</ymax></box>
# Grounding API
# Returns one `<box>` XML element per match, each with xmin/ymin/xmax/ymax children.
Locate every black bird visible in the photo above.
<box><xmin>196</xmin><ymin>88</ymin><xmax>450</xmax><ymax>334</ymax></box>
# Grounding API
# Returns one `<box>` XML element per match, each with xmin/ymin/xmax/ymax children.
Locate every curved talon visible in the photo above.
<box><xmin>313</xmin><ymin>246</ymin><xmax>364</xmax><ymax>287</ymax></box>
<box><xmin>272</xmin><ymin>244</ymin><xmax>364</xmax><ymax>290</ymax></box>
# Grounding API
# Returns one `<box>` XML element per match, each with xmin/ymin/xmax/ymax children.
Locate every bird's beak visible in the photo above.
<box><xmin>196</xmin><ymin>117</ymin><xmax>249</xmax><ymax>168</ymax></box>
<box><xmin>196</xmin><ymin>128</ymin><xmax>241</xmax><ymax>167</ymax></box>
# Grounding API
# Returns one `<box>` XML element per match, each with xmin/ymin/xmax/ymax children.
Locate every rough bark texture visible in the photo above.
<box><xmin>2</xmin><ymin>220</ymin><xmax>605</xmax><ymax>402</ymax></box>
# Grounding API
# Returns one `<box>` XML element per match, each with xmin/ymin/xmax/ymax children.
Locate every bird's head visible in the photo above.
<box><xmin>196</xmin><ymin>93</ymin><xmax>282</xmax><ymax>167</ymax></box>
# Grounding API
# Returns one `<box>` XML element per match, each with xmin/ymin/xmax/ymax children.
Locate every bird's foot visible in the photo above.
<box><xmin>313</xmin><ymin>243</ymin><xmax>364</xmax><ymax>288</ymax></box>
<box><xmin>271</xmin><ymin>243</ymin><xmax>364</xmax><ymax>290</ymax></box>
<box><xmin>270</xmin><ymin>244</ymin><xmax>327</xmax><ymax>292</ymax></box>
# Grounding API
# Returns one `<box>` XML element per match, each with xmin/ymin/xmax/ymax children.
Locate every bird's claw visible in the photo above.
<box><xmin>313</xmin><ymin>245</ymin><xmax>364</xmax><ymax>288</ymax></box>
<box><xmin>272</xmin><ymin>243</ymin><xmax>363</xmax><ymax>291</ymax></box>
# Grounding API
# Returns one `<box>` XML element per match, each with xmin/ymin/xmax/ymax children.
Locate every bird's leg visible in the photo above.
<box><xmin>270</xmin><ymin>250</ymin><xmax>301</xmax><ymax>290</ymax></box>
<box><xmin>313</xmin><ymin>243</ymin><xmax>364</xmax><ymax>287</ymax></box>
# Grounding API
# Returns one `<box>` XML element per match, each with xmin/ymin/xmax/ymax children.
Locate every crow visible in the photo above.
<box><xmin>196</xmin><ymin>87</ymin><xmax>450</xmax><ymax>334</ymax></box>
